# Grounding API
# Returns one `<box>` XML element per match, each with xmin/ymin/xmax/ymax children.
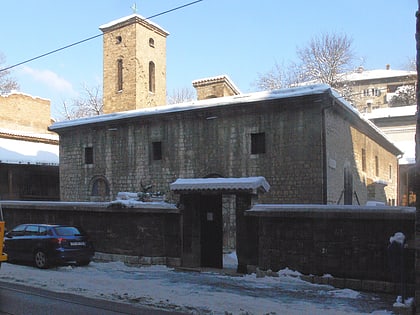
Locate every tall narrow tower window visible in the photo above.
<box><xmin>149</xmin><ymin>38</ymin><xmax>155</xmax><ymax>47</ymax></box>
<box><xmin>117</xmin><ymin>59</ymin><xmax>123</xmax><ymax>92</ymax></box>
<box><xmin>149</xmin><ymin>61</ymin><xmax>155</xmax><ymax>93</ymax></box>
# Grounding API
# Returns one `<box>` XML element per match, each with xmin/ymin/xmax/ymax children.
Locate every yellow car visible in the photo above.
<box><xmin>0</xmin><ymin>220</ymin><xmax>7</xmax><ymax>265</ymax></box>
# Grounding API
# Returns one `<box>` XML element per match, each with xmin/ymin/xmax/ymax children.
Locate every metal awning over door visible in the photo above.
<box><xmin>170</xmin><ymin>176</ymin><xmax>270</xmax><ymax>194</ymax></box>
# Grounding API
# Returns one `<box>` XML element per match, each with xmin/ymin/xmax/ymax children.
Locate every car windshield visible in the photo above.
<box><xmin>54</xmin><ymin>226</ymin><xmax>83</xmax><ymax>236</ymax></box>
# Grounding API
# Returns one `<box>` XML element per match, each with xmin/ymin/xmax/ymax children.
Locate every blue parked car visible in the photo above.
<box><xmin>4</xmin><ymin>224</ymin><xmax>94</xmax><ymax>269</ymax></box>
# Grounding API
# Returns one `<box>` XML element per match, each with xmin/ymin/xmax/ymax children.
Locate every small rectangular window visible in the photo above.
<box><xmin>85</xmin><ymin>147</ymin><xmax>93</xmax><ymax>165</ymax></box>
<box><xmin>361</xmin><ymin>149</ymin><xmax>366</xmax><ymax>172</ymax></box>
<box><xmin>251</xmin><ymin>132</ymin><xmax>265</xmax><ymax>154</ymax></box>
<box><xmin>375</xmin><ymin>155</ymin><xmax>379</xmax><ymax>177</ymax></box>
<box><xmin>152</xmin><ymin>141</ymin><xmax>162</xmax><ymax>160</ymax></box>
<box><xmin>389</xmin><ymin>164</ymin><xmax>392</xmax><ymax>180</ymax></box>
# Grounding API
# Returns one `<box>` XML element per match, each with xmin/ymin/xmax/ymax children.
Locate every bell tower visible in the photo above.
<box><xmin>100</xmin><ymin>14</ymin><xmax>169</xmax><ymax>113</ymax></box>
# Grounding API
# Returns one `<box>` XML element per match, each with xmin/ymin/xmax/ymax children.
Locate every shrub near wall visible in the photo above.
<box><xmin>246</xmin><ymin>205</ymin><xmax>415</xmax><ymax>290</ymax></box>
<box><xmin>1</xmin><ymin>201</ymin><xmax>181</xmax><ymax>266</ymax></box>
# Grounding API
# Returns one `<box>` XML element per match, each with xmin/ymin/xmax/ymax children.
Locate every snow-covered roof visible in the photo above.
<box><xmin>49</xmin><ymin>84</ymin><xmax>401</xmax><ymax>155</ymax></box>
<box><xmin>170</xmin><ymin>177</ymin><xmax>270</xmax><ymax>194</ymax></box>
<box><xmin>362</xmin><ymin>105</ymin><xmax>417</xmax><ymax>120</ymax></box>
<box><xmin>344</xmin><ymin>69</ymin><xmax>416</xmax><ymax>82</ymax></box>
<box><xmin>0</xmin><ymin>137</ymin><xmax>59</xmax><ymax>165</ymax></box>
<box><xmin>0</xmin><ymin>128</ymin><xmax>59</xmax><ymax>142</ymax></box>
<box><xmin>49</xmin><ymin>84</ymin><xmax>332</xmax><ymax>130</ymax></box>
<box><xmin>1</xmin><ymin>91</ymin><xmax>50</xmax><ymax>102</ymax></box>
<box><xmin>192</xmin><ymin>74</ymin><xmax>241</xmax><ymax>95</ymax></box>
<box><xmin>99</xmin><ymin>13</ymin><xmax>169</xmax><ymax>36</ymax></box>
<box><xmin>246</xmin><ymin>204</ymin><xmax>415</xmax><ymax>216</ymax></box>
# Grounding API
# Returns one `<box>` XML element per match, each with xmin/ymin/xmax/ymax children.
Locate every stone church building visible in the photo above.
<box><xmin>49</xmin><ymin>13</ymin><xmax>401</xmax><ymax>207</ymax></box>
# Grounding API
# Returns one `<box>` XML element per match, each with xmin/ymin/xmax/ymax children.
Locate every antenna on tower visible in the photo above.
<box><xmin>131</xmin><ymin>3</ymin><xmax>137</xmax><ymax>13</ymax></box>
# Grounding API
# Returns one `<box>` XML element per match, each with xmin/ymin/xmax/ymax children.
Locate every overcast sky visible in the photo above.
<box><xmin>0</xmin><ymin>0</ymin><xmax>416</xmax><ymax>119</ymax></box>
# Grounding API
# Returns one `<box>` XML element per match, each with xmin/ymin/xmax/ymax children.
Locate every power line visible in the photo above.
<box><xmin>0</xmin><ymin>0</ymin><xmax>203</xmax><ymax>73</ymax></box>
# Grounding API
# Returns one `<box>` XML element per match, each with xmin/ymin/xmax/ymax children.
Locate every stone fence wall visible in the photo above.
<box><xmin>1</xmin><ymin>201</ymin><xmax>181</xmax><ymax>266</ymax></box>
<box><xmin>245</xmin><ymin>204</ymin><xmax>416</xmax><ymax>294</ymax></box>
<box><xmin>0</xmin><ymin>201</ymin><xmax>416</xmax><ymax>294</ymax></box>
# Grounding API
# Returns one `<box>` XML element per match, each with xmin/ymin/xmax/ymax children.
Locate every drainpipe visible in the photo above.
<box><xmin>321</xmin><ymin>98</ymin><xmax>334</xmax><ymax>205</ymax></box>
<box><xmin>395</xmin><ymin>154</ymin><xmax>403</xmax><ymax>206</ymax></box>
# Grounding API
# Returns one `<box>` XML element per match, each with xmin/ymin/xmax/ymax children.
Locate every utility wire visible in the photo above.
<box><xmin>0</xmin><ymin>0</ymin><xmax>203</xmax><ymax>73</ymax></box>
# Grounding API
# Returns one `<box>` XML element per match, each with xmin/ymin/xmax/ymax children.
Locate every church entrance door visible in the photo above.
<box><xmin>200</xmin><ymin>194</ymin><xmax>223</xmax><ymax>268</ymax></box>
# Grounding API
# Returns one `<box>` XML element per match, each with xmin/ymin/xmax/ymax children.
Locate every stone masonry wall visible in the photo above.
<box><xmin>56</xmin><ymin>93</ymin><xmax>399</xmax><ymax>206</ymax></box>
<box><xmin>247</xmin><ymin>205</ymin><xmax>415</xmax><ymax>294</ymax></box>
<box><xmin>102</xmin><ymin>18</ymin><xmax>167</xmax><ymax>113</ymax></box>
<box><xmin>1</xmin><ymin>201</ymin><xmax>181</xmax><ymax>265</ymax></box>
<box><xmin>58</xmin><ymin>95</ymin><xmax>327</xmax><ymax>203</ymax></box>
<box><xmin>0</xmin><ymin>93</ymin><xmax>52</xmax><ymax>133</ymax></box>
<box><xmin>324</xmin><ymin>107</ymin><xmax>399</xmax><ymax>205</ymax></box>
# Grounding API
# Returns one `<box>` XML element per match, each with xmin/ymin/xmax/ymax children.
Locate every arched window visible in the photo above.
<box><xmin>91</xmin><ymin>176</ymin><xmax>110</xmax><ymax>198</ymax></box>
<box><xmin>117</xmin><ymin>59</ymin><xmax>123</xmax><ymax>92</ymax></box>
<box><xmin>149</xmin><ymin>61</ymin><xmax>155</xmax><ymax>93</ymax></box>
<box><xmin>149</xmin><ymin>38</ymin><xmax>155</xmax><ymax>47</ymax></box>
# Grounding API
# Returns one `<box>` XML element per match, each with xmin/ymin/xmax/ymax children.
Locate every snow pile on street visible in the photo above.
<box><xmin>0</xmin><ymin>260</ymin><xmax>396</xmax><ymax>314</ymax></box>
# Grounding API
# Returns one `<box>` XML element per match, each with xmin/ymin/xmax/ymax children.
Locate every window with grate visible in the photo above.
<box><xmin>85</xmin><ymin>147</ymin><xmax>93</xmax><ymax>165</ymax></box>
<box><xmin>152</xmin><ymin>141</ymin><xmax>162</xmax><ymax>160</ymax></box>
<box><xmin>251</xmin><ymin>132</ymin><xmax>266</xmax><ymax>154</ymax></box>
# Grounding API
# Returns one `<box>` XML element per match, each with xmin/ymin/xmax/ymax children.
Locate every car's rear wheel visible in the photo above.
<box><xmin>76</xmin><ymin>260</ymin><xmax>90</xmax><ymax>266</ymax></box>
<box><xmin>34</xmin><ymin>250</ymin><xmax>48</xmax><ymax>269</ymax></box>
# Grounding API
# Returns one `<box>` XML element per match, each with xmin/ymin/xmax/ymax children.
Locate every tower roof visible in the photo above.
<box><xmin>99</xmin><ymin>13</ymin><xmax>169</xmax><ymax>37</ymax></box>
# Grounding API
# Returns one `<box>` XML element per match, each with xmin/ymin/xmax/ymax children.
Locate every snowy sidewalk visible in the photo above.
<box><xmin>0</xmin><ymin>261</ymin><xmax>398</xmax><ymax>314</ymax></box>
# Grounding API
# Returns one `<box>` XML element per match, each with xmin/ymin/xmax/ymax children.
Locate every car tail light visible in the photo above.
<box><xmin>51</xmin><ymin>238</ymin><xmax>67</xmax><ymax>246</ymax></box>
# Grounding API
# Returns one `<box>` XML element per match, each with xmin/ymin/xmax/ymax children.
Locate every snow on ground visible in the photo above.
<box><xmin>0</xmin><ymin>259</ymin><xmax>398</xmax><ymax>315</ymax></box>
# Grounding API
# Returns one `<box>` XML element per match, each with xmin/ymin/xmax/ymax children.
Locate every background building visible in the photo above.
<box><xmin>0</xmin><ymin>93</ymin><xmax>59</xmax><ymax>200</ymax></box>
<box><xmin>344</xmin><ymin>65</ymin><xmax>416</xmax><ymax>113</ymax></box>
<box><xmin>363</xmin><ymin>105</ymin><xmax>416</xmax><ymax>206</ymax></box>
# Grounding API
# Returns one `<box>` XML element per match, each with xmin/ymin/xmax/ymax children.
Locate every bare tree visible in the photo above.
<box><xmin>61</xmin><ymin>84</ymin><xmax>103</xmax><ymax>120</ymax></box>
<box><xmin>0</xmin><ymin>53</ymin><xmax>19</xmax><ymax>94</ymax></box>
<box><xmin>254</xmin><ymin>32</ymin><xmax>357</xmax><ymax>93</ymax></box>
<box><xmin>255</xmin><ymin>63</ymin><xmax>286</xmax><ymax>91</ymax></box>
<box><xmin>296</xmin><ymin>32</ymin><xmax>356</xmax><ymax>88</ymax></box>
<box><xmin>167</xmin><ymin>87</ymin><xmax>196</xmax><ymax>104</ymax></box>
<box><xmin>402</xmin><ymin>57</ymin><xmax>416</xmax><ymax>71</ymax></box>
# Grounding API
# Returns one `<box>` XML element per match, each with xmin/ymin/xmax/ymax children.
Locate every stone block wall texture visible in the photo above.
<box><xmin>55</xmin><ymin>92</ymin><xmax>399</xmax><ymax>207</ymax></box>
<box><xmin>194</xmin><ymin>80</ymin><xmax>239</xmax><ymax>100</ymax></box>
<box><xmin>2</xmin><ymin>201</ymin><xmax>415</xmax><ymax>294</ymax></box>
<box><xmin>324</xmin><ymin>107</ymin><xmax>399</xmax><ymax>205</ymax></box>
<box><xmin>246</xmin><ymin>205</ymin><xmax>415</xmax><ymax>292</ymax></box>
<box><xmin>1</xmin><ymin>202</ymin><xmax>181</xmax><ymax>263</ymax></box>
<box><xmin>0</xmin><ymin>93</ymin><xmax>52</xmax><ymax>133</ymax></box>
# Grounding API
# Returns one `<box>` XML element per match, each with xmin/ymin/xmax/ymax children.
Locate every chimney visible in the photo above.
<box><xmin>386</xmin><ymin>64</ymin><xmax>390</xmax><ymax>70</ymax></box>
<box><xmin>192</xmin><ymin>75</ymin><xmax>241</xmax><ymax>101</ymax></box>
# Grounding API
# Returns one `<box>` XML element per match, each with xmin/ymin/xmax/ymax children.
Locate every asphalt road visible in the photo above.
<box><xmin>0</xmin><ymin>280</ymin><xmax>184</xmax><ymax>315</ymax></box>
